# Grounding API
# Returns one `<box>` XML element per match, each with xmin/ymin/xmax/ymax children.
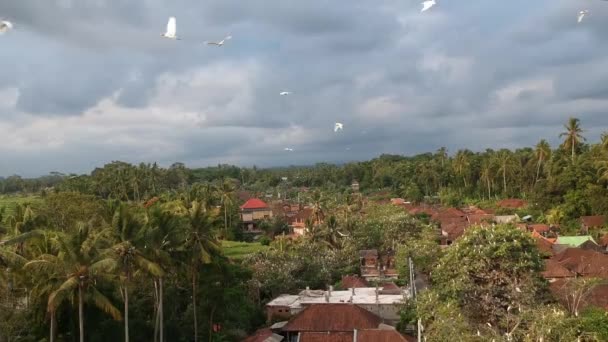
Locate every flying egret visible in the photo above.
<box><xmin>578</xmin><ymin>10</ymin><xmax>589</xmax><ymax>23</ymax></box>
<box><xmin>334</xmin><ymin>122</ymin><xmax>344</xmax><ymax>132</ymax></box>
<box><xmin>421</xmin><ymin>0</ymin><xmax>436</xmax><ymax>12</ymax></box>
<box><xmin>0</xmin><ymin>20</ymin><xmax>13</xmax><ymax>34</ymax></box>
<box><xmin>161</xmin><ymin>17</ymin><xmax>179</xmax><ymax>40</ymax></box>
<box><xmin>280</xmin><ymin>91</ymin><xmax>291</xmax><ymax>96</ymax></box>
<box><xmin>206</xmin><ymin>35</ymin><xmax>232</xmax><ymax>46</ymax></box>
<box><xmin>284</xmin><ymin>147</ymin><xmax>294</xmax><ymax>152</ymax></box>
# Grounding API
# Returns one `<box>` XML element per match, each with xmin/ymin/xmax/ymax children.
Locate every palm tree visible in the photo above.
<box><xmin>453</xmin><ymin>150</ymin><xmax>470</xmax><ymax>188</ymax></box>
<box><xmin>95</xmin><ymin>205</ymin><xmax>163</xmax><ymax>342</ymax></box>
<box><xmin>143</xmin><ymin>206</ymin><xmax>182</xmax><ymax>342</ymax></box>
<box><xmin>181</xmin><ymin>201</ymin><xmax>221</xmax><ymax>342</ymax></box>
<box><xmin>310</xmin><ymin>191</ymin><xmax>326</xmax><ymax>225</ymax></box>
<box><xmin>495</xmin><ymin>150</ymin><xmax>519</xmax><ymax>195</ymax></box>
<box><xmin>601</xmin><ymin>132</ymin><xmax>608</xmax><ymax>153</ymax></box>
<box><xmin>217</xmin><ymin>179</ymin><xmax>235</xmax><ymax>238</ymax></box>
<box><xmin>534</xmin><ymin>140</ymin><xmax>551</xmax><ymax>184</ymax></box>
<box><xmin>479</xmin><ymin>159</ymin><xmax>494</xmax><ymax>199</ymax></box>
<box><xmin>25</xmin><ymin>223</ymin><xmax>121</xmax><ymax>342</ymax></box>
<box><xmin>559</xmin><ymin>117</ymin><xmax>585</xmax><ymax>163</ymax></box>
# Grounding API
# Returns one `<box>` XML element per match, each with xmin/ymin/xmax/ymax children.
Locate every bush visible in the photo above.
<box><xmin>258</xmin><ymin>236</ymin><xmax>271</xmax><ymax>246</ymax></box>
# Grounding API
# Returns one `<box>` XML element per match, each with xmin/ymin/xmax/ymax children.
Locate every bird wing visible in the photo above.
<box><xmin>206</xmin><ymin>41</ymin><xmax>220</xmax><ymax>45</ymax></box>
<box><xmin>167</xmin><ymin>17</ymin><xmax>176</xmax><ymax>36</ymax></box>
<box><xmin>421</xmin><ymin>2</ymin><xmax>433</xmax><ymax>12</ymax></box>
<box><xmin>2</xmin><ymin>21</ymin><xmax>12</xmax><ymax>29</ymax></box>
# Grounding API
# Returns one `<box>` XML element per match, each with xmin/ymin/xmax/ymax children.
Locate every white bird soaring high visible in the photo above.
<box><xmin>161</xmin><ymin>17</ymin><xmax>179</xmax><ymax>40</ymax></box>
<box><xmin>284</xmin><ymin>148</ymin><xmax>294</xmax><ymax>152</ymax></box>
<box><xmin>421</xmin><ymin>0</ymin><xmax>436</xmax><ymax>13</ymax></box>
<box><xmin>206</xmin><ymin>35</ymin><xmax>232</xmax><ymax>46</ymax></box>
<box><xmin>578</xmin><ymin>10</ymin><xmax>589</xmax><ymax>23</ymax></box>
<box><xmin>279</xmin><ymin>91</ymin><xmax>291</xmax><ymax>96</ymax></box>
<box><xmin>334</xmin><ymin>122</ymin><xmax>344</xmax><ymax>132</ymax></box>
<box><xmin>0</xmin><ymin>20</ymin><xmax>13</xmax><ymax>34</ymax></box>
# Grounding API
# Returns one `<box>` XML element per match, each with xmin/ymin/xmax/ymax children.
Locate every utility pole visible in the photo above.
<box><xmin>409</xmin><ymin>257</ymin><xmax>422</xmax><ymax>342</ymax></box>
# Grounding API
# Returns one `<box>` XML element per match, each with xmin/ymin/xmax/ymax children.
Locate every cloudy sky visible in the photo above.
<box><xmin>1</xmin><ymin>0</ymin><xmax>608</xmax><ymax>176</ymax></box>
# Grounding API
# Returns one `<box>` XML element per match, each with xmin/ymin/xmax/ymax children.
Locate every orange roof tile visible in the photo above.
<box><xmin>240</xmin><ymin>198</ymin><xmax>270</xmax><ymax>210</ymax></box>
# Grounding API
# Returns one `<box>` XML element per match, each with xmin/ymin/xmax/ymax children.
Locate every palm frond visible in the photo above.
<box><xmin>134</xmin><ymin>255</ymin><xmax>164</xmax><ymax>277</ymax></box>
<box><xmin>48</xmin><ymin>277</ymin><xmax>79</xmax><ymax>311</ymax></box>
<box><xmin>0</xmin><ymin>248</ymin><xmax>28</xmax><ymax>268</ymax></box>
<box><xmin>90</xmin><ymin>258</ymin><xmax>118</xmax><ymax>274</ymax></box>
<box><xmin>90</xmin><ymin>286</ymin><xmax>122</xmax><ymax>321</ymax></box>
<box><xmin>0</xmin><ymin>229</ymin><xmax>45</xmax><ymax>246</ymax></box>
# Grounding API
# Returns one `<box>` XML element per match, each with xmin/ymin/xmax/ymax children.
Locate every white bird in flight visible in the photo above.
<box><xmin>284</xmin><ymin>148</ymin><xmax>294</xmax><ymax>152</ymax></box>
<box><xmin>334</xmin><ymin>122</ymin><xmax>344</xmax><ymax>132</ymax></box>
<box><xmin>280</xmin><ymin>91</ymin><xmax>291</xmax><ymax>96</ymax></box>
<box><xmin>421</xmin><ymin>0</ymin><xmax>436</xmax><ymax>13</ymax></box>
<box><xmin>578</xmin><ymin>10</ymin><xmax>589</xmax><ymax>23</ymax></box>
<box><xmin>0</xmin><ymin>20</ymin><xmax>13</xmax><ymax>34</ymax></box>
<box><xmin>206</xmin><ymin>35</ymin><xmax>232</xmax><ymax>46</ymax></box>
<box><xmin>161</xmin><ymin>17</ymin><xmax>179</xmax><ymax>40</ymax></box>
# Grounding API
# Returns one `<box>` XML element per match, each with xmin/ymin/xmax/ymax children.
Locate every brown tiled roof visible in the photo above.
<box><xmin>529</xmin><ymin>224</ymin><xmax>550</xmax><ymax>233</ymax></box>
<box><xmin>380</xmin><ymin>282</ymin><xmax>399</xmax><ymax>290</ymax></box>
<box><xmin>579</xmin><ymin>240</ymin><xmax>607</xmax><ymax>253</ymax></box>
<box><xmin>497</xmin><ymin>199</ymin><xmax>527</xmax><ymax>209</ymax></box>
<box><xmin>581</xmin><ymin>216</ymin><xmax>606</xmax><ymax>228</ymax></box>
<box><xmin>282</xmin><ymin>304</ymin><xmax>382</xmax><ymax>332</ymax></box>
<box><xmin>535</xmin><ymin>237</ymin><xmax>555</xmax><ymax>256</ymax></box>
<box><xmin>600</xmin><ymin>234</ymin><xmax>608</xmax><ymax>248</ymax></box>
<box><xmin>542</xmin><ymin>259</ymin><xmax>575</xmax><ymax>279</ymax></box>
<box><xmin>442</xmin><ymin>221</ymin><xmax>468</xmax><ymax>240</ymax></box>
<box><xmin>357</xmin><ymin>330</ymin><xmax>411</xmax><ymax>342</ymax></box>
<box><xmin>242</xmin><ymin>328</ymin><xmax>274</xmax><ymax>342</ymax></box>
<box><xmin>299</xmin><ymin>332</ymin><xmax>353</xmax><ymax>342</ymax></box>
<box><xmin>341</xmin><ymin>275</ymin><xmax>369</xmax><ymax>289</ymax></box>
<box><xmin>553</xmin><ymin>248</ymin><xmax>608</xmax><ymax>278</ymax></box>
<box><xmin>467</xmin><ymin>214</ymin><xmax>494</xmax><ymax>226</ymax></box>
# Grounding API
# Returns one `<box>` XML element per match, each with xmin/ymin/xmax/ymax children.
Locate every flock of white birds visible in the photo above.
<box><xmin>0</xmin><ymin>1</ymin><xmax>603</xmax><ymax>154</ymax></box>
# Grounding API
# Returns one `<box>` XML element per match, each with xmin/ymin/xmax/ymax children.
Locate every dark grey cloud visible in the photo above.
<box><xmin>1</xmin><ymin>0</ymin><xmax>608</xmax><ymax>176</ymax></box>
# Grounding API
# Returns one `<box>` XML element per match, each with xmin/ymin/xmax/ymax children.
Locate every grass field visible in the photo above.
<box><xmin>0</xmin><ymin>195</ymin><xmax>43</xmax><ymax>218</ymax></box>
<box><xmin>222</xmin><ymin>240</ymin><xmax>269</xmax><ymax>260</ymax></box>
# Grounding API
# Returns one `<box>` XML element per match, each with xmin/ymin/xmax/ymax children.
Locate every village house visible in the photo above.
<box><xmin>351</xmin><ymin>181</ymin><xmax>360</xmax><ymax>192</ymax></box>
<box><xmin>240</xmin><ymin>198</ymin><xmax>273</xmax><ymax>233</ymax></box>
<box><xmin>265</xmin><ymin>286</ymin><xmax>408</xmax><ymax>325</ymax></box>
<box><xmin>358</xmin><ymin>249</ymin><xmax>398</xmax><ymax>280</ymax></box>
<box><xmin>289</xmin><ymin>208</ymin><xmax>324</xmax><ymax>236</ymax></box>
<box><xmin>555</xmin><ymin>235</ymin><xmax>597</xmax><ymax>248</ymax></box>
<box><xmin>254</xmin><ymin>303</ymin><xmax>415</xmax><ymax>342</ymax></box>
<box><xmin>496</xmin><ymin>198</ymin><xmax>528</xmax><ymax>209</ymax></box>
<box><xmin>580</xmin><ymin>215</ymin><xmax>606</xmax><ymax>234</ymax></box>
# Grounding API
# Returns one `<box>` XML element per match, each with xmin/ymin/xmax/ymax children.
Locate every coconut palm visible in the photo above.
<box><xmin>559</xmin><ymin>117</ymin><xmax>586</xmax><ymax>163</ymax></box>
<box><xmin>25</xmin><ymin>223</ymin><xmax>121</xmax><ymax>342</ymax></box>
<box><xmin>601</xmin><ymin>132</ymin><xmax>608</xmax><ymax>153</ymax></box>
<box><xmin>94</xmin><ymin>205</ymin><xmax>163</xmax><ymax>342</ymax></box>
<box><xmin>181</xmin><ymin>201</ymin><xmax>221</xmax><ymax>342</ymax></box>
<box><xmin>217</xmin><ymin>179</ymin><xmax>235</xmax><ymax>238</ymax></box>
<box><xmin>495</xmin><ymin>150</ymin><xmax>519</xmax><ymax>195</ymax></box>
<box><xmin>143</xmin><ymin>206</ymin><xmax>183</xmax><ymax>342</ymax></box>
<box><xmin>453</xmin><ymin>150</ymin><xmax>470</xmax><ymax>188</ymax></box>
<box><xmin>479</xmin><ymin>159</ymin><xmax>494</xmax><ymax>199</ymax></box>
<box><xmin>534</xmin><ymin>140</ymin><xmax>551</xmax><ymax>184</ymax></box>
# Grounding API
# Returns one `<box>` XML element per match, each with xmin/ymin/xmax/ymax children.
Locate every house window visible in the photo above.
<box><xmin>360</xmin><ymin>258</ymin><xmax>365</xmax><ymax>266</ymax></box>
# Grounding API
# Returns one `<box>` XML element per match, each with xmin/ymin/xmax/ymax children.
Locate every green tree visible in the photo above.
<box><xmin>560</xmin><ymin>117</ymin><xmax>586</xmax><ymax>163</ymax></box>
<box><xmin>25</xmin><ymin>224</ymin><xmax>122</xmax><ymax>342</ymax></box>
<box><xmin>432</xmin><ymin>224</ymin><xmax>546</xmax><ymax>329</ymax></box>
<box><xmin>534</xmin><ymin>139</ymin><xmax>551</xmax><ymax>184</ymax></box>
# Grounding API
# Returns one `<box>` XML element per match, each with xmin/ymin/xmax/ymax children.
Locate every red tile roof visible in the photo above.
<box><xmin>529</xmin><ymin>224</ymin><xmax>551</xmax><ymax>233</ymax></box>
<box><xmin>542</xmin><ymin>259</ymin><xmax>575</xmax><ymax>279</ymax></box>
<box><xmin>240</xmin><ymin>198</ymin><xmax>270</xmax><ymax>210</ymax></box>
<box><xmin>341</xmin><ymin>275</ymin><xmax>369</xmax><ymax>289</ymax></box>
<box><xmin>242</xmin><ymin>328</ymin><xmax>274</xmax><ymax>342</ymax></box>
<box><xmin>581</xmin><ymin>216</ymin><xmax>606</xmax><ymax>228</ymax></box>
<box><xmin>497</xmin><ymin>199</ymin><xmax>528</xmax><ymax>209</ymax></box>
<box><xmin>467</xmin><ymin>214</ymin><xmax>494</xmax><ymax>226</ymax></box>
<box><xmin>299</xmin><ymin>332</ymin><xmax>353</xmax><ymax>342</ymax></box>
<box><xmin>600</xmin><ymin>234</ymin><xmax>608</xmax><ymax>248</ymax></box>
<box><xmin>282</xmin><ymin>304</ymin><xmax>382</xmax><ymax>332</ymax></box>
<box><xmin>553</xmin><ymin>248</ymin><xmax>608</xmax><ymax>278</ymax></box>
<box><xmin>357</xmin><ymin>330</ymin><xmax>411</xmax><ymax>342</ymax></box>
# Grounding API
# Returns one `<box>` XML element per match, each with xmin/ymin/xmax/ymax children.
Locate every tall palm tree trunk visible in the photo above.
<box><xmin>224</xmin><ymin>206</ymin><xmax>228</xmax><ymax>238</ymax></box>
<box><xmin>572</xmin><ymin>140</ymin><xmax>575</xmax><ymax>163</ymax></box>
<box><xmin>159</xmin><ymin>277</ymin><xmax>164</xmax><ymax>342</ymax></box>
<box><xmin>503</xmin><ymin>168</ymin><xmax>507</xmax><ymax>195</ymax></box>
<box><xmin>535</xmin><ymin>159</ymin><xmax>542</xmax><ymax>184</ymax></box>
<box><xmin>153</xmin><ymin>280</ymin><xmax>159</xmax><ymax>342</ymax></box>
<box><xmin>79</xmin><ymin>284</ymin><xmax>84</xmax><ymax>342</ymax></box>
<box><xmin>50</xmin><ymin>310</ymin><xmax>57</xmax><ymax>342</ymax></box>
<box><xmin>192</xmin><ymin>271</ymin><xmax>198</xmax><ymax>342</ymax></box>
<box><xmin>124</xmin><ymin>285</ymin><xmax>129</xmax><ymax>342</ymax></box>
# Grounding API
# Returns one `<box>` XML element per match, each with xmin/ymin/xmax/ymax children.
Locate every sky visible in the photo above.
<box><xmin>1</xmin><ymin>0</ymin><xmax>608</xmax><ymax>177</ymax></box>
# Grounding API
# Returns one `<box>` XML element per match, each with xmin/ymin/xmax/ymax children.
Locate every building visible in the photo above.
<box><xmin>266</xmin><ymin>286</ymin><xmax>408</xmax><ymax>324</ymax></box>
<box><xmin>580</xmin><ymin>215</ymin><xmax>606</xmax><ymax>233</ymax></box>
<box><xmin>497</xmin><ymin>199</ymin><xmax>528</xmax><ymax>209</ymax></box>
<box><xmin>351</xmin><ymin>181</ymin><xmax>360</xmax><ymax>192</ymax></box>
<box><xmin>240</xmin><ymin>198</ymin><xmax>273</xmax><ymax>233</ymax></box>
<box><xmin>555</xmin><ymin>236</ymin><xmax>597</xmax><ymax>248</ymax></box>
